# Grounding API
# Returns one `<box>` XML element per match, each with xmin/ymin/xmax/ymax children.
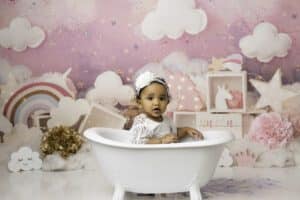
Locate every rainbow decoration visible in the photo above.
<box><xmin>2</xmin><ymin>82</ymin><xmax>73</xmax><ymax>126</ymax></box>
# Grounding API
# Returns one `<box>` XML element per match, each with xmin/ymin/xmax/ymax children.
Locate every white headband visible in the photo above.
<box><xmin>135</xmin><ymin>71</ymin><xmax>168</xmax><ymax>96</ymax></box>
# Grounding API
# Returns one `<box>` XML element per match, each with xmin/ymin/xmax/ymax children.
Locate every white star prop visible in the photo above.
<box><xmin>250</xmin><ymin>69</ymin><xmax>299</xmax><ymax>112</ymax></box>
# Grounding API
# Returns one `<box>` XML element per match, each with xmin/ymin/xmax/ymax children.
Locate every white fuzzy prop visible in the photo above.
<box><xmin>8</xmin><ymin>146</ymin><xmax>42</xmax><ymax>172</ymax></box>
<box><xmin>218</xmin><ymin>148</ymin><xmax>233</xmax><ymax>167</ymax></box>
<box><xmin>0</xmin><ymin>124</ymin><xmax>42</xmax><ymax>163</ymax></box>
<box><xmin>47</xmin><ymin>97</ymin><xmax>90</xmax><ymax>128</ymax></box>
<box><xmin>141</xmin><ymin>0</ymin><xmax>207</xmax><ymax>40</ymax></box>
<box><xmin>0</xmin><ymin>17</ymin><xmax>45</xmax><ymax>52</ymax></box>
<box><xmin>85</xmin><ymin>71</ymin><xmax>134</xmax><ymax>107</ymax></box>
<box><xmin>288</xmin><ymin>137</ymin><xmax>300</xmax><ymax>167</ymax></box>
<box><xmin>42</xmin><ymin>143</ymin><xmax>92</xmax><ymax>171</ymax></box>
<box><xmin>255</xmin><ymin>148</ymin><xmax>295</xmax><ymax>168</ymax></box>
<box><xmin>239</xmin><ymin>22</ymin><xmax>292</xmax><ymax>63</ymax></box>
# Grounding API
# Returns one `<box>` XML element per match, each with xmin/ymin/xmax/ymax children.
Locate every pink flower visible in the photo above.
<box><xmin>248</xmin><ymin>112</ymin><xmax>294</xmax><ymax>149</ymax></box>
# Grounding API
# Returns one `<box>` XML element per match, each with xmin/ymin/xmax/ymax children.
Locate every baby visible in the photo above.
<box><xmin>129</xmin><ymin>71</ymin><xmax>203</xmax><ymax>144</ymax></box>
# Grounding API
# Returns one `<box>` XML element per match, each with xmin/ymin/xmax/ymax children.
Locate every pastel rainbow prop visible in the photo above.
<box><xmin>2</xmin><ymin>82</ymin><xmax>73</xmax><ymax>125</ymax></box>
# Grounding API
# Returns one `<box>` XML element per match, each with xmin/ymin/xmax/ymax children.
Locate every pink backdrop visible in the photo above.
<box><xmin>1</xmin><ymin>0</ymin><xmax>300</xmax><ymax>88</ymax></box>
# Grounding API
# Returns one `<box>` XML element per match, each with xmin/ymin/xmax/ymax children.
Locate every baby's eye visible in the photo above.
<box><xmin>147</xmin><ymin>97</ymin><xmax>153</xmax><ymax>100</ymax></box>
<box><xmin>160</xmin><ymin>96</ymin><xmax>167</xmax><ymax>101</ymax></box>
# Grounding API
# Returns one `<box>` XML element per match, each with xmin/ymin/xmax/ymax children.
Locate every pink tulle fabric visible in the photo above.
<box><xmin>248</xmin><ymin>112</ymin><xmax>294</xmax><ymax>149</ymax></box>
<box><xmin>226</xmin><ymin>90</ymin><xmax>243</xmax><ymax>109</ymax></box>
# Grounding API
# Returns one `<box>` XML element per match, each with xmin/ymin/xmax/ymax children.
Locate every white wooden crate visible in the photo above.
<box><xmin>173</xmin><ymin>111</ymin><xmax>243</xmax><ymax>139</ymax></box>
<box><xmin>79</xmin><ymin>104</ymin><xmax>126</xmax><ymax>133</ymax></box>
<box><xmin>207</xmin><ymin>71</ymin><xmax>247</xmax><ymax>113</ymax></box>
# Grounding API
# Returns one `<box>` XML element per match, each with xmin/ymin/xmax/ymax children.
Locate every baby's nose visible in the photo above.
<box><xmin>153</xmin><ymin>98</ymin><xmax>160</xmax><ymax>105</ymax></box>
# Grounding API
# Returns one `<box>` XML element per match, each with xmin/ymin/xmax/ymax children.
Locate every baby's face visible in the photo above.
<box><xmin>138</xmin><ymin>82</ymin><xmax>169</xmax><ymax>121</ymax></box>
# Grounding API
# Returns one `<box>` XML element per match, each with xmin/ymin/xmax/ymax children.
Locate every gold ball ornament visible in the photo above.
<box><xmin>40</xmin><ymin>126</ymin><xmax>85</xmax><ymax>158</ymax></box>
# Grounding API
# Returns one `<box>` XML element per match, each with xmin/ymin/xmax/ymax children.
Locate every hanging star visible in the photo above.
<box><xmin>250</xmin><ymin>69</ymin><xmax>299</xmax><ymax>112</ymax></box>
<box><xmin>208</xmin><ymin>57</ymin><xmax>224</xmax><ymax>71</ymax></box>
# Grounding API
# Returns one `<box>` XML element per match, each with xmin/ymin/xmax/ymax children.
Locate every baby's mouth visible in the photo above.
<box><xmin>152</xmin><ymin>108</ymin><xmax>161</xmax><ymax>114</ymax></box>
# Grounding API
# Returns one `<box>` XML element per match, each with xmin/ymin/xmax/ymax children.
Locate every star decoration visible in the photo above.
<box><xmin>250</xmin><ymin>69</ymin><xmax>299</xmax><ymax>112</ymax></box>
<box><xmin>208</xmin><ymin>57</ymin><xmax>224</xmax><ymax>71</ymax></box>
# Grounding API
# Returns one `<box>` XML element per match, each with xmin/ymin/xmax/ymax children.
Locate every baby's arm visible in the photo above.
<box><xmin>146</xmin><ymin>134</ymin><xmax>178</xmax><ymax>144</ymax></box>
<box><xmin>177</xmin><ymin>127</ymin><xmax>204</xmax><ymax>140</ymax></box>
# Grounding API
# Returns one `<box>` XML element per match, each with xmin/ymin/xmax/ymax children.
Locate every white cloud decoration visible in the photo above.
<box><xmin>239</xmin><ymin>22</ymin><xmax>292</xmax><ymax>63</ymax></box>
<box><xmin>0</xmin><ymin>124</ymin><xmax>43</xmax><ymax>163</ymax></box>
<box><xmin>42</xmin><ymin>143</ymin><xmax>92</xmax><ymax>171</ymax></box>
<box><xmin>141</xmin><ymin>0</ymin><xmax>207</xmax><ymax>40</ymax></box>
<box><xmin>8</xmin><ymin>146</ymin><xmax>42</xmax><ymax>172</ymax></box>
<box><xmin>47</xmin><ymin>97</ymin><xmax>90</xmax><ymax>128</ymax></box>
<box><xmin>0</xmin><ymin>58</ymin><xmax>32</xmax><ymax>84</ymax></box>
<box><xmin>0</xmin><ymin>17</ymin><xmax>46</xmax><ymax>52</ymax></box>
<box><xmin>86</xmin><ymin>71</ymin><xmax>135</xmax><ymax>108</ymax></box>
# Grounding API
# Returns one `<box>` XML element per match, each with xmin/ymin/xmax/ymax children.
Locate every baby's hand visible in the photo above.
<box><xmin>185</xmin><ymin>128</ymin><xmax>204</xmax><ymax>140</ymax></box>
<box><xmin>161</xmin><ymin>134</ymin><xmax>178</xmax><ymax>144</ymax></box>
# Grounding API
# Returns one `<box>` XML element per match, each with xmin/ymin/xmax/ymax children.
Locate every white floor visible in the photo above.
<box><xmin>1</xmin><ymin>155</ymin><xmax>300</xmax><ymax>200</ymax></box>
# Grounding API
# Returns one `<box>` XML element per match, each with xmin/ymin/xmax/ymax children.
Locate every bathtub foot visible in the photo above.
<box><xmin>189</xmin><ymin>184</ymin><xmax>202</xmax><ymax>200</ymax></box>
<box><xmin>113</xmin><ymin>185</ymin><xmax>125</xmax><ymax>200</ymax></box>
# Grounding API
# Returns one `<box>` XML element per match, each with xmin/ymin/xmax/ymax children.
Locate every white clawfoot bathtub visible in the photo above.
<box><xmin>84</xmin><ymin>127</ymin><xmax>233</xmax><ymax>200</ymax></box>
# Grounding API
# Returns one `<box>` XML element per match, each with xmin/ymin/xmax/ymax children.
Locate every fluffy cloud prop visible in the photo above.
<box><xmin>0</xmin><ymin>124</ymin><xmax>42</xmax><ymax>163</ymax></box>
<box><xmin>141</xmin><ymin>0</ymin><xmax>207</xmax><ymax>40</ymax></box>
<box><xmin>0</xmin><ymin>58</ymin><xmax>32</xmax><ymax>85</ymax></box>
<box><xmin>239</xmin><ymin>22</ymin><xmax>292</xmax><ymax>63</ymax></box>
<box><xmin>86</xmin><ymin>71</ymin><xmax>135</xmax><ymax>107</ymax></box>
<box><xmin>8</xmin><ymin>146</ymin><xmax>42</xmax><ymax>172</ymax></box>
<box><xmin>42</xmin><ymin>143</ymin><xmax>92</xmax><ymax>171</ymax></box>
<box><xmin>162</xmin><ymin>52</ymin><xmax>208</xmax><ymax>76</ymax></box>
<box><xmin>0</xmin><ymin>17</ymin><xmax>45</xmax><ymax>52</ymax></box>
<box><xmin>255</xmin><ymin>148</ymin><xmax>294</xmax><ymax>168</ymax></box>
<box><xmin>47</xmin><ymin>97</ymin><xmax>90</xmax><ymax>128</ymax></box>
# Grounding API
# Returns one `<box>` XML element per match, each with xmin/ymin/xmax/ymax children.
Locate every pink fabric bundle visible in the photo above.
<box><xmin>226</xmin><ymin>90</ymin><xmax>243</xmax><ymax>109</ymax></box>
<box><xmin>248</xmin><ymin>112</ymin><xmax>294</xmax><ymax>149</ymax></box>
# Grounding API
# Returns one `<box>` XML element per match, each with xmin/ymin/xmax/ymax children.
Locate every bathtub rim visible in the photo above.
<box><xmin>84</xmin><ymin>127</ymin><xmax>233</xmax><ymax>149</ymax></box>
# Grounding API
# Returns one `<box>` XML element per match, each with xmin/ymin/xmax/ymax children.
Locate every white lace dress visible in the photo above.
<box><xmin>130</xmin><ymin>113</ymin><xmax>177</xmax><ymax>144</ymax></box>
